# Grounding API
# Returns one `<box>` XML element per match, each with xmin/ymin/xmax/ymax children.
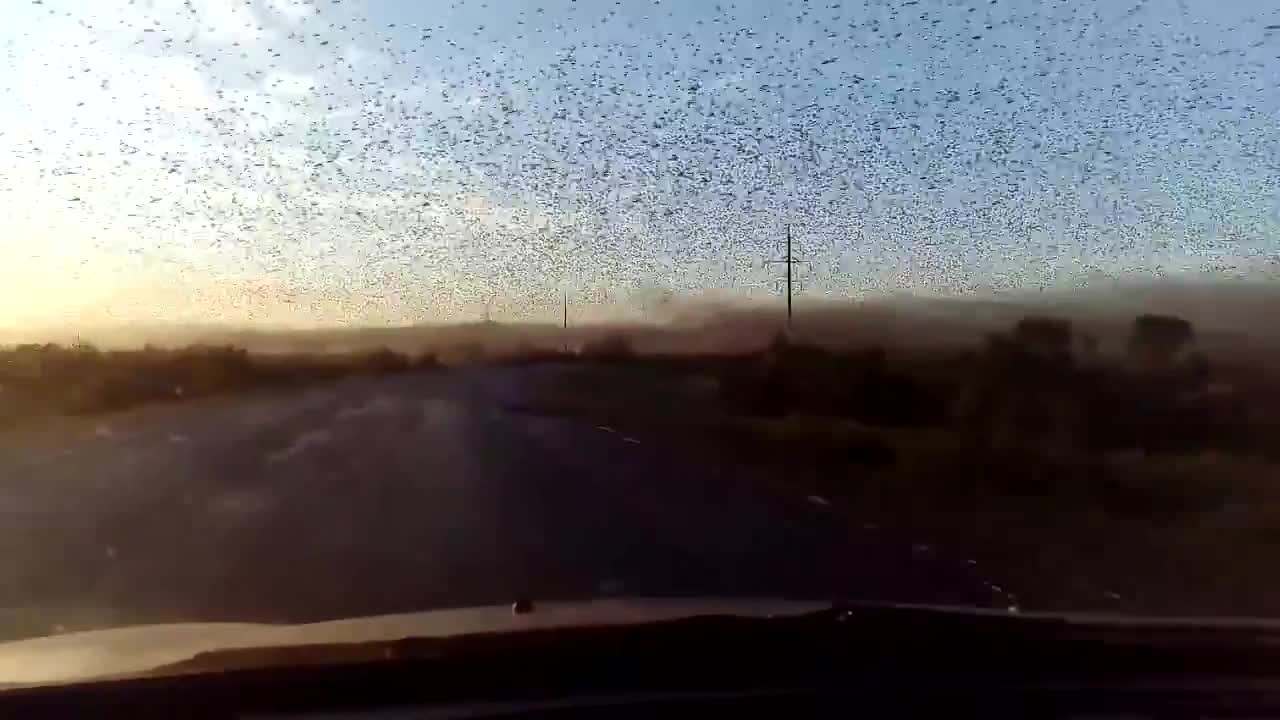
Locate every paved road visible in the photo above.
<box><xmin>0</xmin><ymin>367</ymin><xmax>1007</xmax><ymax>640</ymax></box>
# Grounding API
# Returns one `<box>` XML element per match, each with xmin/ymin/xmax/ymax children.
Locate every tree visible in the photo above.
<box><xmin>1127</xmin><ymin>314</ymin><xmax>1194</xmax><ymax>369</ymax></box>
<box><xmin>1012</xmin><ymin>316</ymin><xmax>1073</xmax><ymax>363</ymax></box>
<box><xmin>959</xmin><ymin>317</ymin><xmax>1085</xmax><ymax>455</ymax></box>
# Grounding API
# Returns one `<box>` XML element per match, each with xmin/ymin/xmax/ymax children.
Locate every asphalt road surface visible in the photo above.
<box><xmin>0</xmin><ymin>367</ymin><xmax>1008</xmax><ymax>641</ymax></box>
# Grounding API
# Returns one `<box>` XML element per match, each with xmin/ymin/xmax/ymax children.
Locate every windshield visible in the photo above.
<box><xmin>2</xmin><ymin>0</ymin><xmax>1279</xmax><ymax>682</ymax></box>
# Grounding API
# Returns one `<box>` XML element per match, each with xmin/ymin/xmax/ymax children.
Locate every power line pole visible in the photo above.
<box><xmin>766</xmin><ymin>224</ymin><xmax>808</xmax><ymax>333</ymax></box>
<box><xmin>482</xmin><ymin>294</ymin><xmax>495</xmax><ymax>324</ymax></box>
<box><xmin>785</xmin><ymin>224</ymin><xmax>793</xmax><ymax>325</ymax></box>
<box><xmin>562</xmin><ymin>291</ymin><xmax>570</xmax><ymax>354</ymax></box>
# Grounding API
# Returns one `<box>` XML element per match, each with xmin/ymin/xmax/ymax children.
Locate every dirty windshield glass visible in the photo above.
<box><xmin>2</xmin><ymin>0</ymin><xmax>1279</xmax><ymax>684</ymax></box>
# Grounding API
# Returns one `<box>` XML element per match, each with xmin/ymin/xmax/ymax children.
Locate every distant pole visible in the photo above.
<box><xmin>562</xmin><ymin>291</ymin><xmax>569</xmax><ymax>353</ymax></box>
<box><xmin>766</xmin><ymin>223</ymin><xmax>807</xmax><ymax>335</ymax></box>
<box><xmin>785</xmin><ymin>224</ymin><xmax>793</xmax><ymax>329</ymax></box>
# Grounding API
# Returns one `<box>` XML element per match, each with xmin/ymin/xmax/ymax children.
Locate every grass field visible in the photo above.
<box><xmin>502</xmin><ymin>321</ymin><xmax>1280</xmax><ymax>615</ymax></box>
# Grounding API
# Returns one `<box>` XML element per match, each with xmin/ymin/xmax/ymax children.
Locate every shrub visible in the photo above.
<box><xmin>1128</xmin><ymin>313</ymin><xmax>1195</xmax><ymax>369</ymax></box>
<box><xmin>579</xmin><ymin>333</ymin><xmax>634</xmax><ymax>361</ymax></box>
<box><xmin>0</xmin><ymin>341</ymin><xmax>433</xmax><ymax>425</ymax></box>
<box><xmin>719</xmin><ymin>342</ymin><xmax>950</xmax><ymax>426</ymax></box>
<box><xmin>1012</xmin><ymin>315</ymin><xmax>1074</xmax><ymax>363</ymax></box>
<box><xmin>357</xmin><ymin>348</ymin><xmax>411</xmax><ymax>374</ymax></box>
<box><xmin>442</xmin><ymin>342</ymin><xmax>486</xmax><ymax>365</ymax></box>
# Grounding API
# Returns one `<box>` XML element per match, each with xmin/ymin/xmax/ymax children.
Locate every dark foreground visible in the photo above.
<box><xmin>0</xmin><ymin>367</ymin><xmax>1009</xmax><ymax>641</ymax></box>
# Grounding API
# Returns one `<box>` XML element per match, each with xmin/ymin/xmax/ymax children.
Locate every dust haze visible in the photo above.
<box><xmin>6</xmin><ymin>276</ymin><xmax>1276</xmax><ymax>361</ymax></box>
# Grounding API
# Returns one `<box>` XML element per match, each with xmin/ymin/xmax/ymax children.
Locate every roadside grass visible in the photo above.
<box><xmin>512</xmin><ymin>352</ymin><xmax>1280</xmax><ymax>527</ymax></box>
<box><xmin>0</xmin><ymin>343</ymin><xmax>437</xmax><ymax>428</ymax></box>
<box><xmin>514</xmin><ymin>355</ymin><xmax>1280</xmax><ymax>613</ymax></box>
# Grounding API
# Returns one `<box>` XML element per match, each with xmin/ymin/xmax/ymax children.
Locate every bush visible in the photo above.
<box><xmin>493</xmin><ymin>346</ymin><xmax>576</xmax><ymax>366</ymax></box>
<box><xmin>1129</xmin><ymin>313</ymin><xmax>1194</xmax><ymax>364</ymax></box>
<box><xmin>719</xmin><ymin>342</ymin><xmax>950</xmax><ymax>426</ymax></box>
<box><xmin>0</xmin><ymin>341</ymin><xmax>433</xmax><ymax>425</ymax></box>
<box><xmin>442</xmin><ymin>342</ymin><xmax>486</xmax><ymax>365</ymax></box>
<box><xmin>579</xmin><ymin>333</ymin><xmax>634</xmax><ymax>361</ymax></box>
<box><xmin>1012</xmin><ymin>315</ymin><xmax>1074</xmax><ymax>362</ymax></box>
<box><xmin>356</xmin><ymin>348</ymin><xmax>411</xmax><ymax>374</ymax></box>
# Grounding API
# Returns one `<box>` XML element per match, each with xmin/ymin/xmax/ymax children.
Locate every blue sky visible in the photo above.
<box><xmin>1</xmin><ymin>0</ymin><xmax>1278</xmax><ymax>328</ymax></box>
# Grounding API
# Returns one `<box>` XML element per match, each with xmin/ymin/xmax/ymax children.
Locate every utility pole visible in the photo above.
<box><xmin>562</xmin><ymin>291</ymin><xmax>570</xmax><ymax>354</ymax></box>
<box><xmin>482</xmin><ymin>294</ymin><xmax>495</xmax><ymax>324</ymax></box>
<box><xmin>785</xmin><ymin>224</ymin><xmax>793</xmax><ymax>325</ymax></box>
<box><xmin>766</xmin><ymin>224</ymin><xmax>808</xmax><ymax>333</ymax></box>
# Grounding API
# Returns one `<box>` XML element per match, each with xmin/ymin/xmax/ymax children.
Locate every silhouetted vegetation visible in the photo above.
<box><xmin>7</xmin><ymin>311</ymin><xmax>1275</xmax><ymax>525</ymax></box>
<box><xmin>0</xmin><ymin>342</ymin><xmax>429</xmax><ymax>427</ymax></box>
<box><xmin>10</xmin><ymin>310</ymin><xmax>1280</xmax><ymax>613</ymax></box>
<box><xmin>712</xmin><ymin>311</ymin><xmax>1247</xmax><ymax>461</ymax></box>
<box><xmin>578</xmin><ymin>333</ymin><xmax>635</xmax><ymax>361</ymax></box>
<box><xmin>722</xmin><ymin>333</ymin><xmax>953</xmax><ymax>426</ymax></box>
<box><xmin>513</xmin><ymin>309</ymin><xmax>1280</xmax><ymax>529</ymax></box>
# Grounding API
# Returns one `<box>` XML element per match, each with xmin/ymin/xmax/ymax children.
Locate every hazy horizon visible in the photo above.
<box><xmin>5</xmin><ymin>273</ymin><xmax>1279</xmax><ymax>354</ymax></box>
